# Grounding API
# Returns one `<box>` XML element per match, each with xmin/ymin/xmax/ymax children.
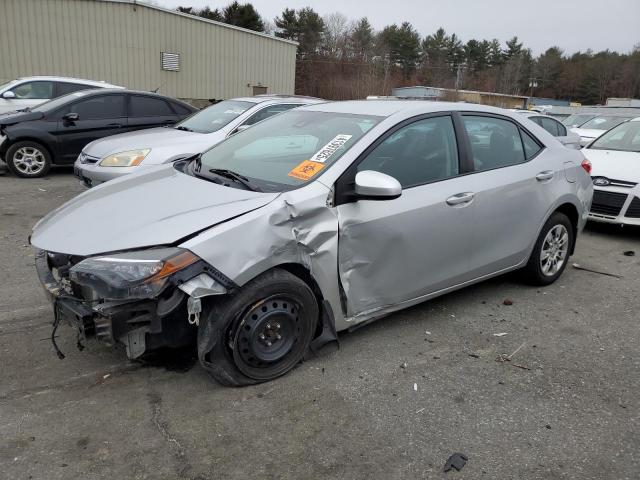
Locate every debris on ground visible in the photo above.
<box><xmin>496</xmin><ymin>342</ymin><xmax>526</xmax><ymax>364</ymax></box>
<box><xmin>493</xmin><ymin>332</ymin><xmax>508</xmax><ymax>337</ymax></box>
<box><xmin>512</xmin><ymin>363</ymin><xmax>531</xmax><ymax>370</ymax></box>
<box><xmin>413</xmin><ymin>383</ymin><xmax>418</xmax><ymax>391</ymax></box>
<box><xmin>503</xmin><ymin>299</ymin><xmax>514</xmax><ymax>306</ymax></box>
<box><xmin>468</xmin><ymin>353</ymin><xmax>480</xmax><ymax>358</ymax></box>
<box><xmin>400</xmin><ymin>361</ymin><xmax>408</xmax><ymax>369</ymax></box>
<box><xmin>425</xmin><ymin>331</ymin><xmax>431</xmax><ymax>335</ymax></box>
<box><xmin>572</xmin><ymin>263</ymin><xmax>622</xmax><ymax>279</ymax></box>
<box><xmin>623</xmin><ymin>250</ymin><xmax>635</xmax><ymax>257</ymax></box>
<box><xmin>444</xmin><ymin>453</ymin><xmax>468</xmax><ymax>472</ymax></box>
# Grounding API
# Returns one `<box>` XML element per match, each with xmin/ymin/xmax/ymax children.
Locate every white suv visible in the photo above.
<box><xmin>0</xmin><ymin>76</ymin><xmax>123</xmax><ymax>114</ymax></box>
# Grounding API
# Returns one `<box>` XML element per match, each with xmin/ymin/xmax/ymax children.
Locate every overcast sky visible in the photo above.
<box><xmin>156</xmin><ymin>0</ymin><xmax>639</xmax><ymax>55</ymax></box>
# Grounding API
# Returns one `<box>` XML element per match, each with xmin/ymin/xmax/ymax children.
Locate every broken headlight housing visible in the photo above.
<box><xmin>99</xmin><ymin>148</ymin><xmax>151</xmax><ymax>167</ymax></box>
<box><xmin>69</xmin><ymin>248</ymin><xmax>198</xmax><ymax>300</ymax></box>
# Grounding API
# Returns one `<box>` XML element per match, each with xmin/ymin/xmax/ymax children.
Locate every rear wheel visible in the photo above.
<box><xmin>197</xmin><ymin>269</ymin><xmax>318</xmax><ymax>386</ymax></box>
<box><xmin>522</xmin><ymin>212</ymin><xmax>573</xmax><ymax>285</ymax></box>
<box><xmin>6</xmin><ymin>141</ymin><xmax>52</xmax><ymax>178</ymax></box>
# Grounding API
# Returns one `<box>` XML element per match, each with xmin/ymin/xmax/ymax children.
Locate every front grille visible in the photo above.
<box><xmin>79</xmin><ymin>152</ymin><xmax>100</xmax><ymax>164</ymax></box>
<box><xmin>625</xmin><ymin>196</ymin><xmax>640</xmax><ymax>218</ymax></box>
<box><xmin>590</xmin><ymin>190</ymin><xmax>628</xmax><ymax>217</ymax></box>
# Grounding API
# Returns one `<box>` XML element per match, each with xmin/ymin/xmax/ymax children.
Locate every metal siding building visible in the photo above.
<box><xmin>0</xmin><ymin>0</ymin><xmax>297</xmax><ymax>104</ymax></box>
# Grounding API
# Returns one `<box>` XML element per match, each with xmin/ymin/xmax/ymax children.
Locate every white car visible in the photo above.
<box><xmin>582</xmin><ymin>117</ymin><xmax>640</xmax><ymax>225</ymax></box>
<box><xmin>515</xmin><ymin>111</ymin><xmax>581</xmax><ymax>149</ymax></box>
<box><xmin>0</xmin><ymin>76</ymin><xmax>123</xmax><ymax>114</ymax></box>
<box><xmin>75</xmin><ymin>95</ymin><xmax>323</xmax><ymax>187</ymax></box>
<box><xmin>571</xmin><ymin>115</ymin><xmax>633</xmax><ymax>147</ymax></box>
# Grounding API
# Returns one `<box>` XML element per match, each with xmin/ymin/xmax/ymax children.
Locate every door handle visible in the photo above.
<box><xmin>446</xmin><ymin>192</ymin><xmax>475</xmax><ymax>206</ymax></box>
<box><xmin>106</xmin><ymin>123</ymin><xmax>122</xmax><ymax>128</ymax></box>
<box><xmin>536</xmin><ymin>170</ymin><xmax>554</xmax><ymax>181</ymax></box>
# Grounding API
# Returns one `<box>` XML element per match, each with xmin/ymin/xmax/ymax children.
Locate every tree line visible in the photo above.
<box><xmin>177</xmin><ymin>2</ymin><xmax>640</xmax><ymax>104</ymax></box>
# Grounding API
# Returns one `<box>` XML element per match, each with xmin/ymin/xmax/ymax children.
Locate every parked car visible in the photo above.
<box><xmin>515</xmin><ymin>111</ymin><xmax>581</xmax><ymax>149</ymax></box>
<box><xmin>0</xmin><ymin>89</ymin><xmax>196</xmax><ymax>178</ymax></box>
<box><xmin>562</xmin><ymin>113</ymin><xmax>596</xmax><ymax>128</ymax></box>
<box><xmin>74</xmin><ymin>95</ymin><xmax>324</xmax><ymax>187</ymax></box>
<box><xmin>0</xmin><ymin>76</ymin><xmax>123</xmax><ymax>114</ymax></box>
<box><xmin>571</xmin><ymin>115</ymin><xmax>633</xmax><ymax>146</ymax></box>
<box><xmin>31</xmin><ymin>101</ymin><xmax>593</xmax><ymax>386</ymax></box>
<box><xmin>581</xmin><ymin>117</ymin><xmax>640</xmax><ymax>225</ymax></box>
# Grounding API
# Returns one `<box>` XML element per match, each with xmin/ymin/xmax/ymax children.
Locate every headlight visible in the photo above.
<box><xmin>69</xmin><ymin>248</ymin><xmax>198</xmax><ymax>299</ymax></box>
<box><xmin>99</xmin><ymin>148</ymin><xmax>151</xmax><ymax>167</ymax></box>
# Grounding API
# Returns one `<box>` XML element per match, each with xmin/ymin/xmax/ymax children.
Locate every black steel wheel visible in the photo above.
<box><xmin>197</xmin><ymin>269</ymin><xmax>318</xmax><ymax>386</ymax></box>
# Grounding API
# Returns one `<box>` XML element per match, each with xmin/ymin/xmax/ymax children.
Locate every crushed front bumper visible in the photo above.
<box><xmin>34</xmin><ymin>249</ymin><xmax>195</xmax><ymax>358</ymax></box>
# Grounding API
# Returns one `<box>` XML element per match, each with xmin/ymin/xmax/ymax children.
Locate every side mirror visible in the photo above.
<box><xmin>63</xmin><ymin>112</ymin><xmax>79</xmax><ymax>122</ymax></box>
<box><xmin>2</xmin><ymin>91</ymin><xmax>16</xmax><ymax>99</ymax></box>
<box><xmin>355</xmin><ymin>170</ymin><xmax>402</xmax><ymax>200</ymax></box>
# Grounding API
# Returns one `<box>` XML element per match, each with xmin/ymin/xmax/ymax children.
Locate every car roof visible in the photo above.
<box><xmin>300</xmin><ymin>100</ymin><xmax>516</xmax><ymax>117</ymax></box>
<box><xmin>41</xmin><ymin>88</ymin><xmax>195</xmax><ymax>108</ymax></box>
<box><xmin>230</xmin><ymin>95</ymin><xmax>324</xmax><ymax>105</ymax></box>
<box><xmin>11</xmin><ymin>76</ymin><xmax>123</xmax><ymax>88</ymax></box>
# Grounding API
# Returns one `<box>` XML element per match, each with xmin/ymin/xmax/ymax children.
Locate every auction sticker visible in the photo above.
<box><xmin>310</xmin><ymin>134</ymin><xmax>353</xmax><ymax>163</ymax></box>
<box><xmin>288</xmin><ymin>160</ymin><xmax>326</xmax><ymax>181</ymax></box>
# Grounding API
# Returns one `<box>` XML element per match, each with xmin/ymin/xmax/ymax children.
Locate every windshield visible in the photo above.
<box><xmin>580</xmin><ymin>116</ymin><xmax>631</xmax><ymax>131</ymax></box>
<box><xmin>562</xmin><ymin>114</ymin><xmax>594</xmax><ymax>127</ymax></box>
<box><xmin>195</xmin><ymin>109</ymin><xmax>382</xmax><ymax>191</ymax></box>
<box><xmin>176</xmin><ymin>100</ymin><xmax>254</xmax><ymax>133</ymax></box>
<box><xmin>0</xmin><ymin>80</ymin><xmax>18</xmax><ymax>92</ymax></box>
<box><xmin>589</xmin><ymin>121</ymin><xmax>640</xmax><ymax>152</ymax></box>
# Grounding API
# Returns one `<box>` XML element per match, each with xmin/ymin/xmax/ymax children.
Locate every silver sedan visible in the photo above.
<box><xmin>32</xmin><ymin>101</ymin><xmax>593</xmax><ymax>385</ymax></box>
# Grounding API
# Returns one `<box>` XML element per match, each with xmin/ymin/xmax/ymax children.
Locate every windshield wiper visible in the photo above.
<box><xmin>175</xmin><ymin>125</ymin><xmax>193</xmax><ymax>132</ymax></box>
<box><xmin>208</xmin><ymin>168</ymin><xmax>262</xmax><ymax>192</ymax></box>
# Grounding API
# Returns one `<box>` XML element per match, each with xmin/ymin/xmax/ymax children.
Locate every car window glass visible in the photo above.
<box><xmin>10</xmin><ymin>81</ymin><xmax>54</xmax><ymax>99</ymax></box>
<box><xmin>581</xmin><ymin>116</ymin><xmax>631</xmax><ymax>130</ymax></box>
<box><xmin>520</xmin><ymin>129</ymin><xmax>542</xmax><ymax>159</ymax></box>
<box><xmin>562</xmin><ymin>114</ymin><xmax>594</xmax><ymax>127</ymax></box>
<box><xmin>198</xmin><ymin>110</ymin><xmax>382</xmax><ymax>191</ymax></box>
<box><xmin>357</xmin><ymin>116</ymin><xmax>459</xmax><ymax>188</ymax></box>
<box><xmin>242</xmin><ymin>104</ymin><xmax>301</xmax><ymax>126</ymax></box>
<box><xmin>590</xmin><ymin>121</ymin><xmax>640</xmax><ymax>152</ymax></box>
<box><xmin>56</xmin><ymin>82</ymin><xmax>93</xmax><ymax>96</ymax></box>
<box><xmin>540</xmin><ymin>117</ymin><xmax>560</xmax><ymax>136</ymax></box>
<box><xmin>130</xmin><ymin>95</ymin><xmax>174</xmax><ymax>116</ymax></box>
<box><xmin>69</xmin><ymin>95</ymin><xmax>125</xmax><ymax>119</ymax></box>
<box><xmin>176</xmin><ymin>100</ymin><xmax>254</xmax><ymax>133</ymax></box>
<box><xmin>171</xmin><ymin>102</ymin><xmax>193</xmax><ymax>115</ymax></box>
<box><xmin>463</xmin><ymin>116</ymin><xmax>526</xmax><ymax>171</ymax></box>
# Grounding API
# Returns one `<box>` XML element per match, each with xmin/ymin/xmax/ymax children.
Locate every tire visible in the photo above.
<box><xmin>197</xmin><ymin>269</ymin><xmax>319</xmax><ymax>386</ymax></box>
<box><xmin>522</xmin><ymin>212</ymin><xmax>574</xmax><ymax>286</ymax></box>
<box><xmin>5</xmin><ymin>141</ymin><xmax>52</xmax><ymax>178</ymax></box>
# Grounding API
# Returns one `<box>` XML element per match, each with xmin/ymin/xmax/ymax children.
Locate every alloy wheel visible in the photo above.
<box><xmin>540</xmin><ymin>224</ymin><xmax>569</xmax><ymax>276</ymax></box>
<box><xmin>13</xmin><ymin>147</ymin><xmax>46</xmax><ymax>175</ymax></box>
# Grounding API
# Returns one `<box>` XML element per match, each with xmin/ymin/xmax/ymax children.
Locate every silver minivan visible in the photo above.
<box><xmin>32</xmin><ymin>101</ymin><xmax>593</xmax><ymax>386</ymax></box>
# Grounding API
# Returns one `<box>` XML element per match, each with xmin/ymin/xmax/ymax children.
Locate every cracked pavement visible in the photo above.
<box><xmin>1</xmin><ymin>170</ymin><xmax>639</xmax><ymax>479</ymax></box>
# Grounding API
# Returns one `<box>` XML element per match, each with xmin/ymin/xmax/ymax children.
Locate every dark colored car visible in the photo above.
<box><xmin>0</xmin><ymin>89</ymin><xmax>196</xmax><ymax>178</ymax></box>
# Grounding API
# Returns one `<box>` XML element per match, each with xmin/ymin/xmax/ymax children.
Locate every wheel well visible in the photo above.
<box><xmin>554</xmin><ymin>203</ymin><xmax>579</xmax><ymax>254</ymax></box>
<box><xmin>275</xmin><ymin>263</ymin><xmax>325</xmax><ymax>336</ymax></box>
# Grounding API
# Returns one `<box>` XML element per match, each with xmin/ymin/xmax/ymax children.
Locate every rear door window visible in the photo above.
<box><xmin>463</xmin><ymin>116</ymin><xmax>526</xmax><ymax>171</ymax></box>
<box><xmin>69</xmin><ymin>94</ymin><xmax>126</xmax><ymax>119</ymax></box>
<box><xmin>129</xmin><ymin>95</ymin><xmax>174</xmax><ymax>116</ymax></box>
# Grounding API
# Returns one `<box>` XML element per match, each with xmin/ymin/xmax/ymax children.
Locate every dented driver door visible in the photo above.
<box><xmin>335</xmin><ymin>115</ymin><xmax>476</xmax><ymax>318</ymax></box>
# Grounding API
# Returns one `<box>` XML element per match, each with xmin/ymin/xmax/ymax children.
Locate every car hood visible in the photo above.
<box><xmin>583</xmin><ymin>149</ymin><xmax>640</xmax><ymax>182</ymax></box>
<box><xmin>84</xmin><ymin>127</ymin><xmax>224</xmax><ymax>160</ymax></box>
<box><xmin>571</xmin><ymin>128</ymin><xmax>605</xmax><ymax>139</ymax></box>
<box><xmin>31</xmin><ymin>165</ymin><xmax>279</xmax><ymax>256</ymax></box>
<box><xmin>0</xmin><ymin>110</ymin><xmax>43</xmax><ymax>126</ymax></box>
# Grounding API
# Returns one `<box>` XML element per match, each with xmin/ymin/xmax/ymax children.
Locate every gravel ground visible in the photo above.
<box><xmin>1</xmin><ymin>168</ymin><xmax>638</xmax><ymax>480</ymax></box>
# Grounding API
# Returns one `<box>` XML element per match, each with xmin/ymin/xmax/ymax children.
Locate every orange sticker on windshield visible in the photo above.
<box><xmin>288</xmin><ymin>160</ymin><xmax>325</xmax><ymax>181</ymax></box>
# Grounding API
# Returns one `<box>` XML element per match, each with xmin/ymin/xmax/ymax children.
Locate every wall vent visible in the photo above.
<box><xmin>161</xmin><ymin>52</ymin><xmax>180</xmax><ymax>72</ymax></box>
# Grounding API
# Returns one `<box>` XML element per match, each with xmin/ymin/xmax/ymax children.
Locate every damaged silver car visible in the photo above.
<box><xmin>31</xmin><ymin>101</ymin><xmax>593</xmax><ymax>386</ymax></box>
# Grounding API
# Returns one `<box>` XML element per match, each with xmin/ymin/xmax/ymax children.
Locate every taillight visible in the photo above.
<box><xmin>581</xmin><ymin>158</ymin><xmax>592</xmax><ymax>174</ymax></box>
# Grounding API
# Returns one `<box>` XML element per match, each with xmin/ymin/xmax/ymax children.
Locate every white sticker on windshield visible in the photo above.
<box><xmin>310</xmin><ymin>134</ymin><xmax>353</xmax><ymax>163</ymax></box>
<box><xmin>224</xmin><ymin>108</ymin><xmax>246</xmax><ymax>114</ymax></box>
